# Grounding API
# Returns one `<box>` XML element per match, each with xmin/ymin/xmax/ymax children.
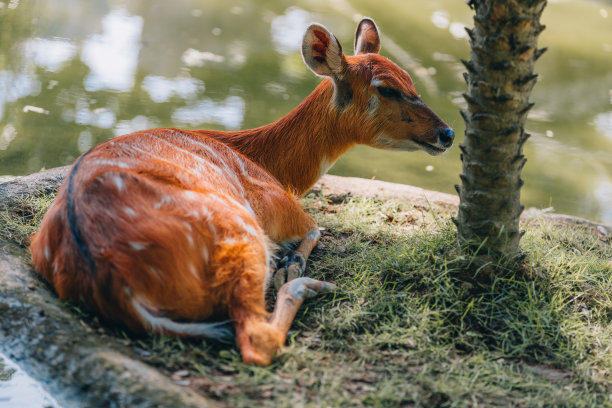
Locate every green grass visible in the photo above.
<box><xmin>3</xmin><ymin>191</ymin><xmax>611</xmax><ymax>407</ymax></box>
<box><xmin>0</xmin><ymin>193</ymin><xmax>54</xmax><ymax>247</ymax></box>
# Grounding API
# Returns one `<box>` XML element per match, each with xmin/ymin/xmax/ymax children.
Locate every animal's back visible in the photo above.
<box><xmin>30</xmin><ymin>128</ymin><xmax>287</xmax><ymax>333</ymax></box>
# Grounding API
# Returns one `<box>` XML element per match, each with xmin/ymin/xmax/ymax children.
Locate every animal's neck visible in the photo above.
<box><xmin>205</xmin><ymin>79</ymin><xmax>358</xmax><ymax>196</ymax></box>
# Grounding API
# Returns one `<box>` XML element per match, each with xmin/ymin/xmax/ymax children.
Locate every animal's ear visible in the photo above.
<box><xmin>302</xmin><ymin>23</ymin><xmax>345</xmax><ymax>77</ymax></box>
<box><xmin>354</xmin><ymin>18</ymin><xmax>381</xmax><ymax>55</ymax></box>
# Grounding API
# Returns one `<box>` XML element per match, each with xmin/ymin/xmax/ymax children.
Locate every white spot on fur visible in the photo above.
<box><xmin>182</xmin><ymin>221</ymin><xmax>193</xmax><ymax>232</ymax></box>
<box><xmin>207</xmin><ymin>194</ymin><xmax>224</xmax><ymax>204</ymax></box>
<box><xmin>154</xmin><ymin>195</ymin><xmax>173</xmax><ymax>210</ymax></box>
<box><xmin>142</xmin><ymin>132</ymin><xmax>225</xmax><ymax>178</ymax></box>
<box><xmin>201</xmin><ymin>245</ymin><xmax>209</xmax><ymax>262</ymax></box>
<box><xmin>44</xmin><ymin>246</ymin><xmax>50</xmax><ymax>262</ymax></box>
<box><xmin>186</xmin><ymin>233</ymin><xmax>195</xmax><ymax>247</ymax></box>
<box><xmin>146</xmin><ymin>265</ymin><xmax>161</xmax><ymax>278</ymax></box>
<box><xmin>230</xmin><ymin>150</ymin><xmax>248</xmax><ymax>176</ymax></box>
<box><xmin>200</xmin><ymin>206</ymin><xmax>211</xmax><ymax>219</ymax></box>
<box><xmin>130</xmin><ymin>241</ymin><xmax>146</xmax><ymax>250</ymax></box>
<box><xmin>220</xmin><ymin>238</ymin><xmax>236</xmax><ymax>245</ymax></box>
<box><xmin>189</xmin><ymin>263</ymin><xmax>201</xmax><ymax>282</ymax></box>
<box><xmin>113</xmin><ymin>175</ymin><xmax>125</xmax><ymax>192</ymax></box>
<box><xmin>206</xmin><ymin>192</ymin><xmax>251</xmax><ymax>216</ymax></box>
<box><xmin>168</xmin><ymin>131</ymin><xmax>247</xmax><ymax>198</ymax></box>
<box><xmin>200</xmin><ymin>207</ymin><xmax>217</xmax><ymax>236</ymax></box>
<box><xmin>244</xmin><ymin>200</ymin><xmax>255</xmax><ymax>216</ymax></box>
<box><xmin>371</xmin><ymin>78</ymin><xmax>383</xmax><ymax>87</ymax></box>
<box><xmin>91</xmin><ymin>159</ymin><xmax>131</xmax><ymax>169</ymax></box>
<box><xmin>183</xmin><ymin>190</ymin><xmax>199</xmax><ymax>200</ymax></box>
<box><xmin>123</xmin><ymin>207</ymin><xmax>136</xmax><ymax>217</ymax></box>
<box><xmin>235</xmin><ymin>216</ymin><xmax>259</xmax><ymax>238</ymax></box>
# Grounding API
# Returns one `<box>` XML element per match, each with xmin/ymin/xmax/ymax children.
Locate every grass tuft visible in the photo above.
<box><xmin>0</xmin><ymin>193</ymin><xmax>55</xmax><ymax>247</ymax></box>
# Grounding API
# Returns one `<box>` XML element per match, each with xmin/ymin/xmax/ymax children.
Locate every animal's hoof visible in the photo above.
<box><xmin>284</xmin><ymin>277</ymin><xmax>337</xmax><ymax>300</ymax></box>
<box><xmin>273</xmin><ymin>268</ymin><xmax>287</xmax><ymax>291</ymax></box>
<box><xmin>273</xmin><ymin>252</ymin><xmax>307</xmax><ymax>290</ymax></box>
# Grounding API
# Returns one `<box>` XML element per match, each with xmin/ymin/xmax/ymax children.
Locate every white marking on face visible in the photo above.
<box><xmin>401</xmin><ymin>94</ymin><xmax>425</xmax><ymax>105</ymax></box>
<box><xmin>130</xmin><ymin>242</ymin><xmax>146</xmax><ymax>251</ymax></box>
<box><xmin>113</xmin><ymin>176</ymin><xmax>125</xmax><ymax>192</ymax></box>
<box><xmin>123</xmin><ymin>207</ymin><xmax>136</xmax><ymax>217</ymax></box>
<box><xmin>374</xmin><ymin>133</ymin><xmax>420</xmax><ymax>151</ymax></box>
<box><xmin>366</xmin><ymin>94</ymin><xmax>380</xmax><ymax>117</ymax></box>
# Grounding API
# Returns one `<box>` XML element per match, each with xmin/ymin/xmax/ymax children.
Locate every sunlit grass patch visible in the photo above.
<box><xmin>0</xmin><ymin>193</ymin><xmax>55</xmax><ymax>247</ymax></box>
<box><xmin>2</xmin><ymin>189</ymin><xmax>610</xmax><ymax>407</ymax></box>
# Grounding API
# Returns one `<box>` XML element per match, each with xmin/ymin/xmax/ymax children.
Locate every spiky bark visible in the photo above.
<box><xmin>455</xmin><ymin>0</ymin><xmax>547</xmax><ymax>260</ymax></box>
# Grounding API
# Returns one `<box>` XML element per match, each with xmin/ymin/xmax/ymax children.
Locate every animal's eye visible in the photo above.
<box><xmin>377</xmin><ymin>86</ymin><xmax>401</xmax><ymax>99</ymax></box>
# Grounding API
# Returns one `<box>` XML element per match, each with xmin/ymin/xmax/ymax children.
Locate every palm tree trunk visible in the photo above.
<box><xmin>455</xmin><ymin>0</ymin><xmax>547</xmax><ymax>261</ymax></box>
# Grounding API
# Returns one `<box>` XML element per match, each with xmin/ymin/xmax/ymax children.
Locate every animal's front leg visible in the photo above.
<box><xmin>273</xmin><ymin>228</ymin><xmax>320</xmax><ymax>290</ymax></box>
<box><xmin>237</xmin><ymin>277</ymin><xmax>336</xmax><ymax>365</ymax></box>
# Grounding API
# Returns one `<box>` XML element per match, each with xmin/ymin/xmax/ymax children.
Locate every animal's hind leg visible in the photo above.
<box><xmin>248</xmin><ymin>183</ymin><xmax>323</xmax><ymax>289</ymax></box>
<box><xmin>273</xmin><ymin>228</ymin><xmax>320</xmax><ymax>290</ymax></box>
<box><xmin>236</xmin><ymin>277</ymin><xmax>336</xmax><ymax>365</ymax></box>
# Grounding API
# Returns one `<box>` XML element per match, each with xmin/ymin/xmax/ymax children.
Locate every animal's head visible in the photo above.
<box><xmin>301</xmin><ymin>18</ymin><xmax>454</xmax><ymax>155</ymax></box>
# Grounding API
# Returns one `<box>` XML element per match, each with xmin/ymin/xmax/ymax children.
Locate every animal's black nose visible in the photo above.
<box><xmin>438</xmin><ymin>128</ymin><xmax>454</xmax><ymax>148</ymax></box>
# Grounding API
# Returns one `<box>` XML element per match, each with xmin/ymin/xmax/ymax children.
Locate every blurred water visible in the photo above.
<box><xmin>0</xmin><ymin>0</ymin><xmax>611</xmax><ymax>223</ymax></box>
<box><xmin>0</xmin><ymin>352</ymin><xmax>61</xmax><ymax>408</ymax></box>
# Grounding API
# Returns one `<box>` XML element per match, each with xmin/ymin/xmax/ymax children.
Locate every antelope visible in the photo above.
<box><xmin>30</xmin><ymin>18</ymin><xmax>454</xmax><ymax>365</ymax></box>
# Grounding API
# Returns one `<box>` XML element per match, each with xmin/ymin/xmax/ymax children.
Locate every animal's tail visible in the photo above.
<box><xmin>130</xmin><ymin>297</ymin><xmax>236</xmax><ymax>343</ymax></box>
